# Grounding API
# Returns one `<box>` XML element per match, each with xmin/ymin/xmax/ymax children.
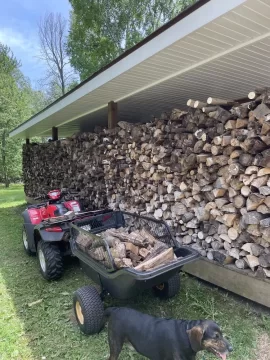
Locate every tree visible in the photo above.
<box><xmin>38</xmin><ymin>12</ymin><xmax>77</xmax><ymax>98</ymax></box>
<box><xmin>0</xmin><ymin>44</ymin><xmax>32</xmax><ymax>187</ymax></box>
<box><xmin>68</xmin><ymin>0</ymin><xmax>197</xmax><ymax>80</ymax></box>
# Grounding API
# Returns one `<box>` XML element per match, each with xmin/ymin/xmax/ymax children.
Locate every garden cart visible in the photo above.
<box><xmin>71</xmin><ymin>211</ymin><xmax>200</xmax><ymax>335</ymax></box>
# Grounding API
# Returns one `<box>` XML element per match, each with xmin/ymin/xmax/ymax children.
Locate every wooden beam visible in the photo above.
<box><xmin>108</xmin><ymin>101</ymin><xmax>118</xmax><ymax>129</ymax></box>
<box><xmin>26</xmin><ymin>138</ymin><xmax>30</xmax><ymax>145</ymax></box>
<box><xmin>52</xmin><ymin>127</ymin><xmax>58</xmax><ymax>141</ymax></box>
<box><xmin>183</xmin><ymin>258</ymin><xmax>270</xmax><ymax>308</ymax></box>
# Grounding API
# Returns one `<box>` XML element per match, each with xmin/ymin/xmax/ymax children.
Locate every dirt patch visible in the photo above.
<box><xmin>255</xmin><ymin>333</ymin><xmax>270</xmax><ymax>360</ymax></box>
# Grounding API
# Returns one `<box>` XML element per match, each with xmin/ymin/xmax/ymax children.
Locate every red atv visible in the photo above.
<box><xmin>22</xmin><ymin>189</ymin><xmax>111</xmax><ymax>280</ymax></box>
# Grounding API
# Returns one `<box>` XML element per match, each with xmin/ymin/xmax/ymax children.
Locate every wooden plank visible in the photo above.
<box><xmin>108</xmin><ymin>101</ymin><xmax>118</xmax><ymax>129</ymax></box>
<box><xmin>183</xmin><ymin>258</ymin><xmax>270</xmax><ymax>308</ymax></box>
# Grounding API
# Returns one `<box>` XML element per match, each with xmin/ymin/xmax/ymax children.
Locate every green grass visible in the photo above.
<box><xmin>0</xmin><ymin>184</ymin><xmax>269</xmax><ymax>360</ymax></box>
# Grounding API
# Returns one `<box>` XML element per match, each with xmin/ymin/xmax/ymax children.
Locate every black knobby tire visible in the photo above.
<box><xmin>22</xmin><ymin>226</ymin><xmax>35</xmax><ymax>256</ymax></box>
<box><xmin>73</xmin><ymin>286</ymin><xmax>104</xmax><ymax>335</ymax></box>
<box><xmin>153</xmin><ymin>273</ymin><xmax>181</xmax><ymax>299</ymax></box>
<box><xmin>37</xmin><ymin>240</ymin><xmax>64</xmax><ymax>280</ymax></box>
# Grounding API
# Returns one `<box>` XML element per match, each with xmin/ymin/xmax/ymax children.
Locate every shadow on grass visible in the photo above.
<box><xmin>0</xmin><ymin>203</ymin><xmax>270</xmax><ymax>360</ymax></box>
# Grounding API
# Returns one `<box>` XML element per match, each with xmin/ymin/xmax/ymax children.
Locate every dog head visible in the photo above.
<box><xmin>187</xmin><ymin>320</ymin><xmax>233</xmax><ymax>359</ymax></box>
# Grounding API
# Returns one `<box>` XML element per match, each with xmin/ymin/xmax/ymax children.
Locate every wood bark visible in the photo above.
<box><xmin>23</xmin><ymin>87</ymin><xmax>270</xmax><ymax>278</ymax></box>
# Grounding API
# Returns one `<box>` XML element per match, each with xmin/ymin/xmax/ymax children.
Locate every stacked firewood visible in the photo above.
<box><xmin>23</xmin><ymin>133</ymin><xmax>108</xmax><ymax>209</ymax></box>
<box><xmin>75</xmin><ymin>227</ymin><xmax>175</xmax><ymax>271</ymax></box>
<box><xmin>23</xmin><ymin>87</ymin><xmax>270</xmax><ymax>278</ymax></box>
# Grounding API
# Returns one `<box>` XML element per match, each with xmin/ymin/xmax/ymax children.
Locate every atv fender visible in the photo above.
<box><xmin>34</xmin><ymin>225</ymin><xmax>65</xmax><ymax>243</ymax></box>
<box><xmin>22</xmin><ymin>210</ymin><xmax>36</xmax><ymax>253</ymax></box>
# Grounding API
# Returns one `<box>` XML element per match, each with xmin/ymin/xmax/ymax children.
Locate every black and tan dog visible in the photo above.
<box><xmin>105</xmin><ymin>307</ymin><xmax>233</xmax><ymax>360</ymax></box>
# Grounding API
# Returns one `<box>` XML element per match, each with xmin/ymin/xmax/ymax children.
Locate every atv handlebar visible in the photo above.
<box><xmin>33</xmin><ymin>189</ymin><xmax>80</xmax><ymax>201</ymax></box>
<box><xmin>34</xmin><ymin>195</ymin><xmax>44</xmax><ymax>200</ymax></box>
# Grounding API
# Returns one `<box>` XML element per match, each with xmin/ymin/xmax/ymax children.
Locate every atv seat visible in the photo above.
<box><xmin>27</xmin><ymin>203</ymin><xmax>46</xmax><ymax>209</ymax></box>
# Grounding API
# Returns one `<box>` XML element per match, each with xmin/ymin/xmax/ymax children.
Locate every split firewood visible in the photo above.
<box><xmin>24</xmin><ymin>87</ymin><xmax>270</xmax><ymax>273</ymax></box>
<box><xmin>212</xmin><ymin>251</ymin><xmax>233</xmax><ymax>265</ymax></box>
<box><xmin>135</xmin><ymin>248</ymin><xmax>174</xmax><ymax>271</ymax></box>
<box><xmin>139</xmin><ymin>248</ymin><xmax>150</xmax><ymax>259</ymax></box>
<box><xmin>235</xmin><ymin>259</ymin><xmax>248</xmax><ymax>269</ymax></box>
<box><xmin>202</xmin><ymin>106</ymin><xmax>217</xmax><ymax>113</ymax></box>
<box><xmin>114</xmin><ymin>257</ymin><xmax>133</xmax><ymax>269</ymax></box>
<box><xmin>139</xmin><ymin>229</ymin><xmax>156</xmax><ymax>246</ymax></box>
<box><xmin>246</xmin><ymin>255</ymin><xmax>259</xmax><ymax>270</ymax></box>
<box><xmin>257</xmin><ymin>204</ymin><xmax>269</xmax><ymax>214</ymax></box>
<box><xmin>187</xmin><ymin>99</ymin><xmax>196</xmax><ymax>107</ymax></box>
<box><xmin>207</xmin><ymin>97</ymin><xmax>234</xmax><ymax>106</ymax></box>
<box><xmin>110</xmin><ymin>242</ymin><xmax>126</xmax><ymax>259</ymax></box>
<box><xmin>194</xmin><ymin>101</ymin><xmax>207</xmax><ymax>109</ymax></box>
<box><xmin>241</xmin><ymin>243</ymin><xmax>253</xmax><ymax>253</ymax></box>
<box><xmin>263</xmin><ymin>268</ymin><xmax>270</xmax><ymax>278</ymax></box>
<box><xmin>242</xmin><ymin>211</ymin><xmax>263</xmax><ymax>225</ymax></box>
<box><xmin>88</xmin><ymin>247</ymin><xmax>105</xmax><ymax>261</ymax></box>
<box><xmin>250</xmin><ymin>244</ymin><xmax>264</xmax><ymax>257</ymax></box>
<box><xmin>228</xmin><ymin>228</ymin><xmax>238</xmax><ymax>241</ymax></box>
<box><xmin>248</xmin><ymin>89</ymin><xmax>265</xmax><ymax>100</ymax></box>
<box><xmin>107</xmin><ymin>229</ymin><xmax>148</xmax><ymax>247</ymax></box>
<box><xmin>228</xmin><ymin>163</ymin><xmax>244</xmax><ymax>176</ymax></box>
<box><xmin>251</xmin><ymin>103</ymin><xmax>270</xmax><ymax>121</ymax></box>
<box><xmin>258</xmin><ymin>254</ymin><xmax>270</xmax><ymax>268</ymax></box>
<box><xmin>246</xmin><ymin>194</ymin><xmax>265</xmax><ymax>211</ymax></box>
<box><xmin>258</xmin><ymin>168</ymin><xmax>270</xmax><ymax>176</ymax></box>
<box><xmin>251</xmin><ymin>175</ymin><xmax>268</xmax><ymax>189</ymax></box>
<box><xmin>241</xmin><ymin>186</ymin><xmax>250</xmax><ymax>197</ymax></box>
<box><xmin>76</xmin><ymin>234</ymin><xmax>93</xmax><ymax>251</ymax></box>
<box><xmin>228</xmin><ymin>248</ymin><xmax>240</xmax><ymax>260</ymax></box>
<box><xmin>233</xmin><ymin>195</ymin><xmax>245</xmax><ymax>209</ymax></box>
<box><xmin>144</xmin><ymin>243</ymin><xmax>168</xmax><ymax>262</ymax></box>
<box><xmin>236</xmin><ymin>118</ymin><xmax>248</xmax><ymax>129</ymax></box>
<box><xmin>125</xmin><ymin>242</ymin><xmax>139</xmax><ymax>255</ymax></box>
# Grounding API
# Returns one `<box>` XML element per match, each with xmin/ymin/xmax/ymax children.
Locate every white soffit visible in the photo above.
<box><xmin>10</xmin><ymin>0</ymin><xmax>270</xmax><ymax>138</ymax></box>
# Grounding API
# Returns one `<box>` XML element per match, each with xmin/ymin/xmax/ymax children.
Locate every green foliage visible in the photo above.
<box><xmin>68</xmin><ymin>0</ymin><xmax>197</xmax><ymax>80</ymax></box>
<box><xmin>0</xmin><ymin>43</ymin><xmax>34</xmax><ymax>186</ymax></box>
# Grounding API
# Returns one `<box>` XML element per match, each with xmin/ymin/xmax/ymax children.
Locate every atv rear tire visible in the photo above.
<box><xmin>73</xmin><ymin>286</ymin><xmax>104</xmax><ymax>335</ymax></box>
<box><xmin>37</xmin><ymin>240</ymin><xmax>64</xmax><ymax>280</ymax></box>
<box><xmin>22</xmin><ymin>226</ymin><xmax>35</xmax><ymax>256</ymax></box>
<box><xmin>153</xmin><ymin>273</ymin><xmax>180</xmax><ymax>299</ymax></box>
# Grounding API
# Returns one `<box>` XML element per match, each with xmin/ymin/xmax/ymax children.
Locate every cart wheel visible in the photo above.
<box><xmin>73</xmin><ymin>286</ymin><xmax>104</xmax><ymax>335</ymax></box>
<box><xmin>22</xmin><ymin>226</ymin><xmax>35</xmax><ymax>256</ymax></box>
<box><xmin>153</xmin><ymin>273</ymin><xmax>180</xmax><ymax>299</ymax></box>
<box><xmin>37</xmin><ymin>240</ymin><xmax>64</xmax><ymax>280</ymax></box>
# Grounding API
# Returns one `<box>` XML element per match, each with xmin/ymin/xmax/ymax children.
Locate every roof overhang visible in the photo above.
<box><xmin>10</xmin><ymin>0</ymin><xmax>270</xmax><ymax>139</ymax></box>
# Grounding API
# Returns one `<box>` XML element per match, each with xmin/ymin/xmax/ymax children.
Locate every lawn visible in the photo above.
<box><xmin>0</xmin><ymin>184</ymin><xmax>269</xmax><ymax>360</ymax></box>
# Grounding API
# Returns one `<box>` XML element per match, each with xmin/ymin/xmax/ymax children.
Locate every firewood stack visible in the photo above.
<box><xmin>23</xmin><ymin>133</ymin><xmax>108</xmax><ymax>209</ymax></box>
<box><xmin>75</xmin><ymin>227</ymin><xmax>175</xmax><ymax>271</ymax></box>
<box><xmin>23</xmin><ymin>87</ymin><xmax>270</xmax><ymax>278</ymax></box>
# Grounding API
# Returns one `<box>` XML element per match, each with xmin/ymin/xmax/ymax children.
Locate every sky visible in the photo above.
<box><xmin>0</xmin><ymin>0</ymin><xmax>71</xmax><ymax>87</ymax></box>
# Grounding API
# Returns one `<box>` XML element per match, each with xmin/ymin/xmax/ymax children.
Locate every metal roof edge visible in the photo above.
<box><xmin>10</xmin><ymin>0</ymin><xmax>210</xmax><ymax>137</ymax></box>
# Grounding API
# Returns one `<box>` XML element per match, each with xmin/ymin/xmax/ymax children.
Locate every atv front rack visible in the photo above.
<box><xmin>41</xmin><ymin>209</ymin><xmax>112</xmax><ymax>226</ymax></box>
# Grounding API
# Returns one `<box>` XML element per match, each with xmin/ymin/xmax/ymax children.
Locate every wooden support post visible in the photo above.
<box><xmin>52</xmin><ymin>127</ymin><xmax>58</xmax><ymax>141</ymax></box>
<box><xmin>108</xmin><ymin>101</ymin><xmax>118</xmax><ymax>129</ymax></box>
<box><xmin>26</xmin><ymin>138</ymin><xmax>30</xmax><ymax>145</ymax></box>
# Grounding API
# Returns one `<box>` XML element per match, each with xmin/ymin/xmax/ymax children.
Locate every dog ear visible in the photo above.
<box><xmin>187</xmin><ymin>325</ymin><xmax>204</xmax><ymax>352</ymax></box>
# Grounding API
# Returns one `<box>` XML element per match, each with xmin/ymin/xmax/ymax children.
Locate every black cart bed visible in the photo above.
<box><xmin>71</xmin><ymin>211</ymin><xmax>199</xmax><ymax>299</ymax></box>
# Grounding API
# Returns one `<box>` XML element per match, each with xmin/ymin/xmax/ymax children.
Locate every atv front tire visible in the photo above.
<box><xmin>73</xmin><ymin>286</ymin><xmax>104</xmax><ymax>335</ymax></box>
<box><xmin>37</xmin><ymin>240</ymin><xmax>64</xmax><ymax>280</ymax></box>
